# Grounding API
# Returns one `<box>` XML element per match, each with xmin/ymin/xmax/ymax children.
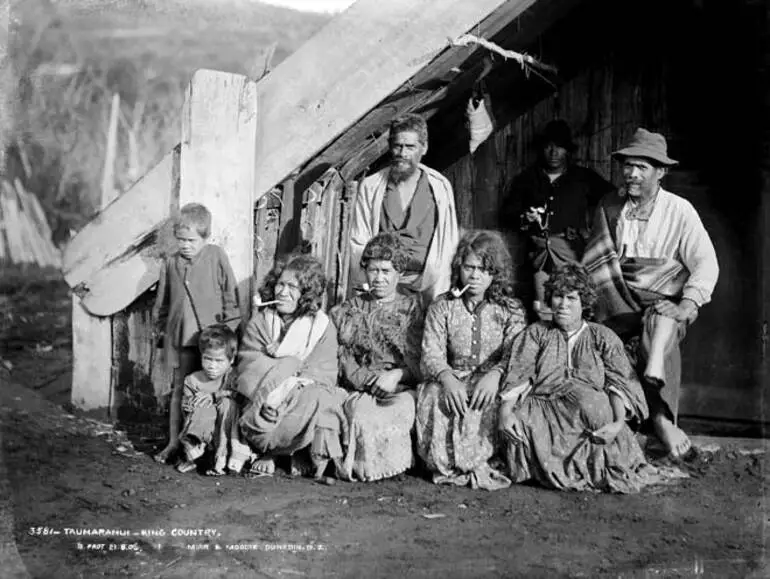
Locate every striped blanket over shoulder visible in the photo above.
<box><xmin>582</xmin><ymin>193</ymin><xmax>687</xmax><ymax>322</ymax></box>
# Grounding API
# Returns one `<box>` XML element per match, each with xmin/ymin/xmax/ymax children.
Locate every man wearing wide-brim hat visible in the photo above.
<box><xmin>582</xmin><ymin>128</ymin><xmax>719</xmax><ymax>459</ymax></box>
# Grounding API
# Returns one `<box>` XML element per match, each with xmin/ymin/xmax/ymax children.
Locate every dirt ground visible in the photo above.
<box><xmin>1</xmin><ymin>271</ymin><xmax>768</xmax><ymax>578</ymax></box>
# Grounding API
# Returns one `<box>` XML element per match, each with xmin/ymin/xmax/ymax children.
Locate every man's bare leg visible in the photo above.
<box><xmin>643</xmin><ymin>314</ymin><xmax>678</xmax><ymax>382</ymax></box>
<box><xmin>641</xmin><ymin>311</ymin><xmax>692</xmax><ymax>458</ymax></box>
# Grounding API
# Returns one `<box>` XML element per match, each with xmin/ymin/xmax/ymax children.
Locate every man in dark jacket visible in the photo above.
<box><xmin>499</xmin><ymin>120</ymin><xmax>615</xmax><ymax>318</ymax></box>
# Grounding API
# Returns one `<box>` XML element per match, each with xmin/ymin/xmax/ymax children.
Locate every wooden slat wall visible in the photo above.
<box><xmin>252</xmin><ymin>170</ymin><xmax>350</xmax><ymax>311</ymax></box>
<box><xmin>112</xmin><ymin>291</ymin><xmax>161</xmax><ymax>423</ymax></box>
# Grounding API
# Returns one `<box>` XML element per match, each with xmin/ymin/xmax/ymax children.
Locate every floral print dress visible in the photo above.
<box><xmin>416</xmin><ymin>293</ymin><xmax>527</xmax><ymax>490</ymax></box>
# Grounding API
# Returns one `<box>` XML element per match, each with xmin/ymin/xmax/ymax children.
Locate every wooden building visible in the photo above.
<box><xmin>62</xmin><ymin>0</ymin><xmax>769</xmax><ymax>428</ymax></box>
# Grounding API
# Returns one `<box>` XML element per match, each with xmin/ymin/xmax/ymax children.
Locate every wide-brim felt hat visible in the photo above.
<box><xmin>612</xmin><ymin>128</ymin><xmax>678</xmax><ymax>166</ymax></box>
<box><xmin>537</xmin><ymin>119</ymin><xmax>576</xmax><ymax>151</ymax></box>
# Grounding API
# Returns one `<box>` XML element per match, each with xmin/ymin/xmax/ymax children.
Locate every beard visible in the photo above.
<box><xmin>389</xmin><ymin>158</ymin><xmax>419</xmax><ymax>183</ymax></box>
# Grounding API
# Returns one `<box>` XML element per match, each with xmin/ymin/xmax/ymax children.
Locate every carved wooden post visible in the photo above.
<box><xmin>180</xmin><ymin>69</ymin><xmax>257</xmax><ymax>319</ymax></box>
<box><xmin>70</xmin><ymin>94</ymin><xmax>121</xmax><ymax>417</ymax></box>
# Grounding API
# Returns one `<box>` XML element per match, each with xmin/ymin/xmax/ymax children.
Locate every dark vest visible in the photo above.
<box><xmin>379</xmin><ymin>170</ymin><xmax>437</xmax><ymax>275</ymax></box>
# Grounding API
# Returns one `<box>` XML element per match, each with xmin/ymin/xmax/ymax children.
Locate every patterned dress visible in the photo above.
<box><xmin>330</xmin><ymin>292</ymin><xmax>424</xmax><ymax>481</ymax></box>
<box><xmin>416</xmin><ymin>293</ymin><xmax>527</xmax><ymax>490</ymax></box>
<box><xmin>501</xmin><ymin>321</ymin><xmax>659</xmax><ymax>493</ymax></box>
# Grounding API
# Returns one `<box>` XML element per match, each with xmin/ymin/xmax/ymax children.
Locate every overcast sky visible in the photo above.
<box><xmin>258</xmin><ymin>0</ymin><xmax>357</xmax><ymax>12</ymax></box>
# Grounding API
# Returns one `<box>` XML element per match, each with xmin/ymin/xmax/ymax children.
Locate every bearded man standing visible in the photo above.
<box><xmin>349</xmin><ymin>113</ymin><xmax>459</xmax><ymax>304</ymax></box>
<box><xmin>583</xmin><ymin>128</ymin><xmax>719</xmax><ymax>459</ymax></box>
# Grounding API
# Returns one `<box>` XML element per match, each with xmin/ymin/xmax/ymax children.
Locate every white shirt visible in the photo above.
<box><xmin>615</xmin><ymin>188</ymin><xmax>719</xmax><ymax>306</ymax></box>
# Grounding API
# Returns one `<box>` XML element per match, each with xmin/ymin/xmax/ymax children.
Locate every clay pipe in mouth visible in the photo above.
<box><xmin>450</xmin><ymin>284</ymin><xmax>470</xmax><ymax>298</ymax></box>
<box><xmin>252</xmin><ymin>298</ymin><xmax>280</xmax><ymax>308</ymax></box>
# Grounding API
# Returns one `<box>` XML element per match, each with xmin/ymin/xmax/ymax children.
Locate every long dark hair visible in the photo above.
<box><xmin>450</xmin><ymin>229</ymin><xmax>515</xmax><ymax>306</ymax></box>
<box><xmin>544</xmin><ymin>264</ymin><xmax>598</xmax><ymax>320</ymax></box>
<box><xmin>259</xmin><ymin>253</ymin><xmax>326</xmax><ymax>317</ymax></box>
<box><xmin>360</xmin><ymin>232</ymin><xmax>409</xmax><ymax>273</ymax></box>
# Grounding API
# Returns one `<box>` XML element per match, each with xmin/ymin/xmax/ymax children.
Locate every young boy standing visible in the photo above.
<box><xmin>153</xmin><ymin>203</ymin><xmax>241</xmax><ymax>464</ymax></box>
<box><xmin>176</xmin><ymin>324</ymin><xmax>252</xmax><ymax>475</ymax></box>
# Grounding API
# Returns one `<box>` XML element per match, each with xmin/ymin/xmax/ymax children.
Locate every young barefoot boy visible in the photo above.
<box><xmin>153</xmin><ymin>203</ymin><xmax>240</xmax><ymax>464</ymax></box>
<box><xmin>176</xmin><ymin>324</ymin><xmax>252</xmax><ymax>475</ymax></box>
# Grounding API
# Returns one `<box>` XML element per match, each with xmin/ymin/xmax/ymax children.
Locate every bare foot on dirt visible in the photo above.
<box><xmin>312</xmin><ymin>459</ymin><xmax>329</xmax><ymax>480</ymax></box>
<box><xmin>154</xmin><ymin>443</ymin><xmax>179</xmax><ymax>464</ymax></box>
<box><xmin>176</xmin><ymin>460</ymin><xmax>197</xmax><ymax>474</ymax></box>
<box><xmin>205</xmin><ymin>468</ymin><xmax>225</xmax><ymax>477</ymax></box>
<box><xmin>247</xmin><ymin>456</ymin><xmax>275</xmax><ymax>477</ymax></box>
<box><xmin>653</xmin><ymin>416</ymin><xmax>692</xmax><ymax>459</ymax></box>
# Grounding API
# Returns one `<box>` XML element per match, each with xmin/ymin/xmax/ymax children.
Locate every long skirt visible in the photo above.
<box><xmin>416</xmin><ymin>381</ymin><xmax>510</xmax><ymax>491</ymax></box>
<box><xmin>179</xmin><ymin>398</ymin><xmax>252</xmax><ymax>472</ymax></box>
<box><xmin>240</xmin><ymin>383</ymin><xmax>347</xmax><ymax>465</ymax></box>
<box><xmin>339</xmin><ymin>390</ymin><xmax>416</xmax><ymax>482</ymax></box>
<box><xmin>504</xmin><ymin>383</ymin><xmax>658</xmax><ymax>493</ymax></box>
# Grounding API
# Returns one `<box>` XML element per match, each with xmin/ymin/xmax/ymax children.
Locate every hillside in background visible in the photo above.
<box><xmin>17</xmin><ymin>0</ymin><xmax>334</xmax><ymax>75</ymax></box>
<box><xmin>9</xmin><ymin>0</ymin><xmax>334</xmax><ymax>238</ymax></box>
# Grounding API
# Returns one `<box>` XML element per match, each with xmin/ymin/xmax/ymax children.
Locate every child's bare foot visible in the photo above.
<box><xmin>246</xmin><ymin>456</ymin><xmax>275</xmax><ymax>478</ymax></box>
<box><xmin>205</xmin><ymin>468</ymin><xmax>226</xmax><ymax>477</ymax></box>
<box><xmin>176</xmin><ymin>460</ymin><xmax>197</xmax><ymax>474</ymax></box>
<box><xmin>154</xmin><ymin>443</ymin><xmax>179</xmax><ymax>464</ymax></box>
<box><xmin>227</xmin><ymin>459</ymin><xmax>246</xmax><ymax>475</ymax></box>
<box><xmin>312</xmin><ymin>458</ymin><xmax>330</xmax><ymax>480</ymax></box>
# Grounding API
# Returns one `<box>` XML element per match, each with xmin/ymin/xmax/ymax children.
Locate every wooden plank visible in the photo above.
<box><xmin>336</xmin><ymin>180</ymin><xmax>358</xmax><ymax>303</ymax></box>
<box><xmin>111</xmin><ymin>291</ymin><xmax>161</xmax><ymax>421</ymax></box>
<box><xmin>179</xmin><ymin>69</ymin><xmax>258</xmax><ymax>318</ymax></box>
<box><xmin>472</xmin><ymin>135</ymin><xmax>500</xmax><ymax>229</ymax></box>
<box><xmin>301</xmin><ymin>179</ymin><xmax>321</xmax><ymax>255</ymax></box>
<box><xmin>303</xmin><ymin>169</ymin><xmax>343</xmax><ymax>307</ymax></box>
<box><xmin>0</xmin><ymin>192</ymin><xmax>27</xmax><ymax>263</ymax></box>
<box><xmin>254</xmin><ymin>188</ymin><xmax>281</xmax><ymax>295</ymax></box>
<box><xmin>322</xmin><ymin>175</ymin><xmax>344</xmax><ymax>307</ymax></box>
<box><xmin>3</xmin><ymin>180</ymin><xmax>38</xmax><ymax>264</ymax></box>
<box><xmin>80</xmin><ymin>247</ymin><xmax>161</xmax><ymax>317</ymax></box>
<box><xmin>0</xmin><ymin>196</ymin><xmax>16</xmax><ymax>262</ymax></box>
<box><xmin>15</xmin><ymin>180</ymin><xmax>59</xmax><ymax>267</ymax></box>
<box><xmin>253</xmin><ymin>0</ymin><xmax>525</xmax><ymax>200</ymax></box>
<box><xmin>70</xmin><ymin>147</ymin><xmax>180</xmax><ymax>316</ymax></box>
<box><xmin>63</xmin><ymin>148</ymin><xmax>178</xmax><ymax>288</ymax></box>
<box><xmin>302</xmin><ymin>168</ymin><xmax>338</xmax><ymax>254</ymax></box>
<box><xmin>17</xmin><ymin>180</ymin><xmax>58</xmax><ymax>255</ymax></box>
<box><xmin>277</xmin><ymin>177</ymin><xmax>299</xmax><ymax>255</ymax></box>
<box><xmin>72</xmin><ymin>100</ymin><xmax>121</xmax><ymax>414</ymax></box>
<box><xmin>71</xmin><ymin>297</ymin><xmax>112</xmax><ymax>416</ymax></box>
<box><xmin>101</xmin><ymin>93</ymin><xmax>120</xmax><ymax>205</ymax></box>
<box><xmin>446</xmin><ymin>157</ymin><xmax>475</xmax><ymax>229</ymax></box>
<box><xmin>0</xmin><ymin>197</ymin><xmax>6</xmax><ymax>262</ymax></box>
<box><xmin>8</xmin><ymin>181</ymin><xmax>53</xmax><ymax>267</ymax></box>
<box><xmin>761</xmin><ymin>107</ymin><xmax>770</xmax><ymax>422</ymax></box>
